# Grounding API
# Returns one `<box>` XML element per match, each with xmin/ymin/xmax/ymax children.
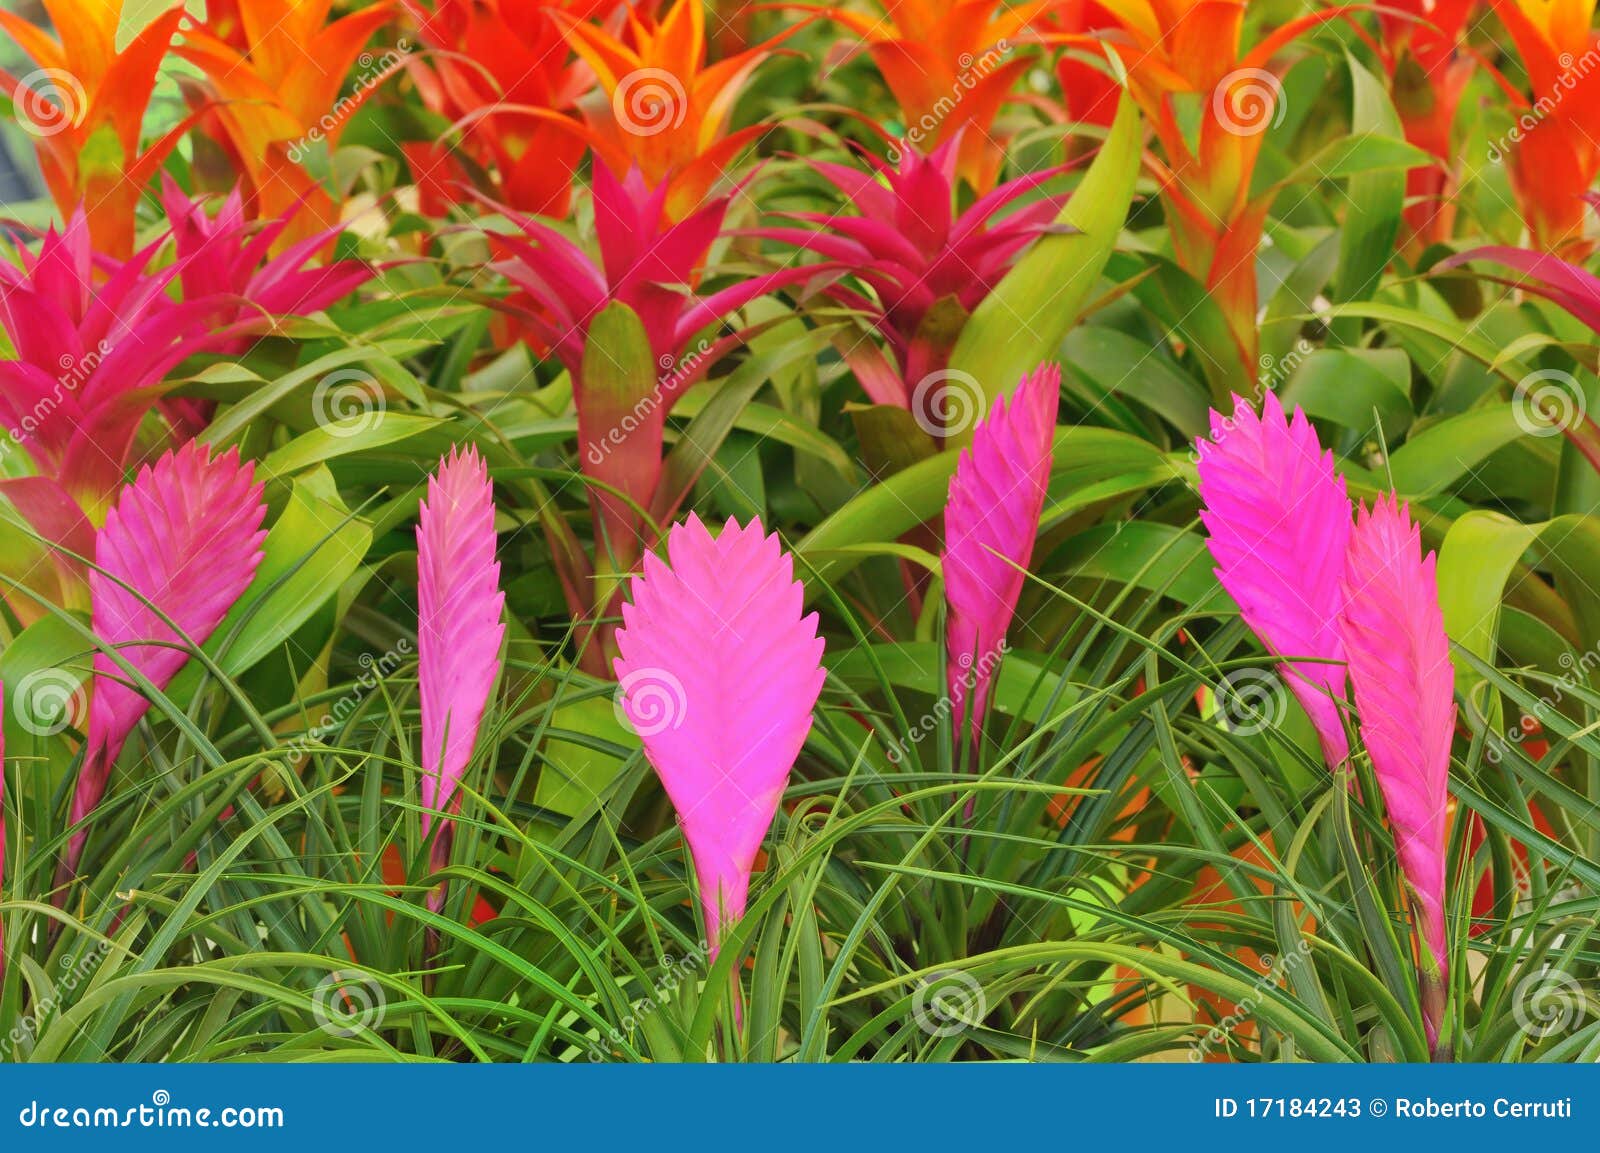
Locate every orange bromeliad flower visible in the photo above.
<box><xmin>555</xmin><ymin>0</ymin><xmax>796</xmax><ymax>220</ymax></box>
<box><xmin>0</xmin><ymin>0</ymin><xmax>188</xmax><ymax>258</ymax></box>
<box><xmin>1490</xmin><ymin>0</ymin><xmax>1600</xmax><ymax>256</ymax></box>
<box><xmin>1380</xmin><ymin>0</ymin><xmax>1478</xmax><ymax>251</ymax></box>
<box><xmin>175</xmin><ymin>0</ymin><xmax>400</xmax><ymax>247</ymax></box>
<box><xmin>816</xmin><ymin>0</ymin><xmax>1042</xmax><ymax>192</ymax></box>
<box><xmin>1047</xmin><ymin>0</ymin><xmax>1347</xmax><ymax>367</ymax></box>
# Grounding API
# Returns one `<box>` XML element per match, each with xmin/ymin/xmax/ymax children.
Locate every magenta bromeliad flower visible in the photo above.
<box><xmin>942</xmin><ymin>363</ymin><xmax>1056</xmax><ymax>745</ymax></box>
<box><xmin>416</xmin><ymin>446</ymin><xmax>506</xmax><ymax>879</ymax></box>
<box><xmin>613</xmin><ymin>514</ymin><xmax>825</xmax><ymax>954</ymax></box>
<box><xmin>58</xmin><ymin>442</ymin><xmax>267</xmax><ymax>886</ymax></box>
<box><xmin>158</xmin><ymin>176</ymin><xmax>377</xmax><ymax>432</ymax></box>
<box><xmin>1195</xmin><ymin>391</ymin><xmax>1353</xmax><ymax>769</ymax></box>
<box><xmin>1341</xmin><ymin>494</ymin><xmax>1455</xmax><ymax>1055</ymax></box>
<box><xmin>761</xmin><ymin>132</ymin><xmax>1069</xmax><ymax>411</ymax></box>
<box><xmin>0</xmin><ymin>210</ymin><xmax>225</xmax><ymax>520</ymax></box>
<box><xmin>491</xmin><ymin>162</ymin><xmax>818</xmax><ymax>634</ymax></box>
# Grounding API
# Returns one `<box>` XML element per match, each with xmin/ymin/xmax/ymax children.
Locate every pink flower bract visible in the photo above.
<box><xmin>1196</xmin><ymin>390</ymin><xmax>1353</xmax><ymax>767</ymax></box>
<box><xmin>416</xmin><ymin>445</ymin><xmax>506</xmax><ymax>837</ymax></box>
<box><xmin>63</xmin><ymin>442</ymin><xmax>268</xmax><ymax>879</ymax></box>
<box><xmin>1341</xmin><ymin>494</ymin><xmax>1455</xmax><ymax>1046</ymax></box>
<box><xmin>942</xmin><ymin>363</ymin><xmax>1056</xmax><ymax>739</ymax></box>
<box><xmin>613</xmin><ymin>514</ymin><xmax>825</xmax><ymax>952</ymax></box>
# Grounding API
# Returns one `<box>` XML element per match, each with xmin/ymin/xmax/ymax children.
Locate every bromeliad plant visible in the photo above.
<box><xmin>3</xmin><ymin>0</ymin><xmax>1600</xmax><ymax>1068</ymax></box>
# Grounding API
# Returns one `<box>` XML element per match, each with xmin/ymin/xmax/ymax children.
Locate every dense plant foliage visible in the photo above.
<box><xmin>0</xmin><ymin>0</ymin><xmax>1598</xmax><ymax>1063</ymax></box>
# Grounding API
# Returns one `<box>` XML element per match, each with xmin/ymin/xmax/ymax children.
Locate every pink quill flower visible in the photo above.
<box><xmin>60</xmin><ymin>442</ymin><xmax>268</xmax><ymax>882</ymax></box>
<box><xmin>1341</xmin><ymin>494</ymin><xmax>1455</xmax><ymax>1051</ymax></box>
<box><xmin>942</xmin><ymin>363</ymin><xmax>1057</xmax><ymax>741</ymax></box>
<box><xmin>613</xmin><ymin>514</ymin><xmax>825</xmax><ymax>953</ymax></box>
<box><xmin>1195</xmin><ymin>391</ymin><xmax>1353</xmax><ymax>768</ymax></box>
<box><xmin>416</xmin><ymin>446</ymin><xmax>506</xmax><ymax>843</ymax></box>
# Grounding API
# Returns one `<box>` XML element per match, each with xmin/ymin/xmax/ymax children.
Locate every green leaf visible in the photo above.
<box><xmin>947</xmin><ymin>94</ymin><xmax>1142</xmax><ymax>421</ymax></box>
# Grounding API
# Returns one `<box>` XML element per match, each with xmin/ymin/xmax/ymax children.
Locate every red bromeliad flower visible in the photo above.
<box><xmin>1489</xmin><ymin>0</ymin><xmax>1600</xmax><ymax>255</ymax></box>
<box><xmin>812</xmin><ymin>0</ymin><xmax>1043</xmax><ymax>192</ymax></box>
<box><xmin>491</xmin><ymin>164</ymin><xmax>815</xmax><ymax>629</ymax></box>
<box><xmin>554</xmin><ymin>0</ymin><xmax>798</xmax><ymax>221</ymax></box>
<box><xmin>402</xmin><ymin>0</ymin><xmax>611</xmax><ymax>217</ymax></box>
<box><xmin>175</xmin><ymin>0</ymin><xmax>400</xmax><ymax>249</ymax></box>
<box><xmin>0</xmin><ymin>211</ymin><xmax>226</xmax><ymax>525</ymax></box>
<box><xmin>1379</xmin><ymin>0</ymin><xmax>1479</xmax><ymax>251</ymax></box>
<box><xmin>1044</xmin><ymin>0</ymin><xmax>1349</xmax><ymax>366</ymax></box>
<box><xmin>762</xmin><ymin>132</ymin><xmax>1070</xmax><ymax>418</ymax></box>
<box><xmin>0</xmin><ymin>0</ymin><xmax>190</xmax><ymax>258</ymax></box>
